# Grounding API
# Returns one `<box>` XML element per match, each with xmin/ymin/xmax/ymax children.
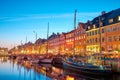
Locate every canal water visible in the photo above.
<box><xmin>0</xmin><ymin>57</ymin><xmax>120</xmax><ymax>80</ymax></box>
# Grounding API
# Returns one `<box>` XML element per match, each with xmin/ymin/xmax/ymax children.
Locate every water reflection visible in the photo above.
<box><xmin>0</xmin><ymin>57</ymin><xmax>120</xmax><ymax>80</ymax></box>
<box><xmin>63</xmin><ymin>69</ymin><xmax>120</xmax><ymax>80</ymax></box>
<box><xmin>0</xmin><ymin>57</ymin><xmax>52</xmax><ymax>80</ymax></box>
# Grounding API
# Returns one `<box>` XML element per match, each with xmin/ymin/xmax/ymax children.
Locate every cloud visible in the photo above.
<box><xmin>0</xmin><ymin>12</ymin><xmax>100</xmax><ymax>22</ymax></box>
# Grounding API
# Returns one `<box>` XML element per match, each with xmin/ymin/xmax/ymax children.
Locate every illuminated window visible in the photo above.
<box><xmin>109</xmin><ymin>18</ymin><xmax>113</xmax><ymax>23</ymax></box>
<box><xmin>88</xmin><ymin>26</ymin><xmax>90</xmax><ymax>29</ymax></box>
<box><xmin>118</xmin><ymin>16</ymin><xmax>120</xmax><ymax>21</ymax></box>
<box><xmin>93</xmin><ymin>24</ymin><xmax>96</xmax><ymax>28</ymax></box>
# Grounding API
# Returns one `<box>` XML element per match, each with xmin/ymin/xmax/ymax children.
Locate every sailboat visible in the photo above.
<box><xmin>63</xmin><ymin>10</ymin><xmax>112</xmax><ymax>75</ymax></box>
<box><xmin>39</xmin><ymin>22</ymin><xmax>53</xmax><ymax>64</ymax></box>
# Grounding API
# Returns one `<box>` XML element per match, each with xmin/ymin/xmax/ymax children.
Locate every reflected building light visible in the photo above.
<box><xmin>66</xmin><ymin>48</ymin><xmax>68</xmax><ymax>51</ymax></box>
<box><xmin>27</xmin><ymin>50</ymin><xmax>29</xmax><ymax>54</ymax></box>
<box><xmin>66</xmin><ymin>75</ymin><xmax>75</xmax><ymax>80</ymax></box>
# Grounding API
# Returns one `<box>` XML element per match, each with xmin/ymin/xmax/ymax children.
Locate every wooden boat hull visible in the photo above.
<box><xmin>52</xmin><ymin>57</ymin><xmax>63</xmax><ymax>65</ymax></box>
<box><xmin>63</xmin><ymin>60</ymin><xmax>112</xmax><ymax>75</ymax></box>
<box><xmin>39</xmin><ymin>58</ymin><xmax>53</xmax><ymax>64</ymax></box>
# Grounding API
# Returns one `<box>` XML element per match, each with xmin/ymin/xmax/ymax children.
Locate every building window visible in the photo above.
<box><xmin>102</xmin><ymin>17</ymin><xmax>105</xmax><ymax>21</ymax></box>
<box><xmin>102</xmin><ymin>37</ymin><xmax>104</xmax><ymax>42</ymax></box>
<box><xmin>87</xmin><ymin>33</ymin><xmax>89</xmax><ymax>36</ymax></box>
<box><xmin>98</xmin><ymin>29</ymin><xmax>100</xmax><ymax>34</ymax></box>
<box><xmin>112</xmin><ymin>26</ymin><xmax>116</xmax><ymax>31</ymax></box>
<box><xmin>93</xmin><ymin>24</ymin><xmax>96</xmax><ymax>28</ymax></box>
<box><xmin>102</xmin><ymin>28</ymin><xmax>104</xmax><ymax>33</ymax></box>
<box><xmin>108</xmin><ymin>45</ymin><xmax>112</xmax><ymax>51</ymax></box>
<box><xmin>108</xmin><ymin>37</ymin><xmax>112</xmax><ymax>42</ymax></box>
<box><xmin>119</xmin><ymin>35</ymin><xmax>120</xmax><ymax>41</ymax></box>
<box><xmin>90</xmin><ymin>32</ymin><xmax>91</xmax><ymax>36</ymax></box>
<box><xmin>114</xmin><ymin>36</ymin><xmax>116</xmax><ymax>41</ymax></box>
<box><xmin>107</xmin><ymin>28</ymin><xmax>111</xmax><ymax>32</ymax></box>
<box><xmin>95</xmin><ymin>30</ymin><xmax>97</xmax><ymax>35</ymax></box>
<box><xmin>114</xmin><ymin>45</ymin><xmax>116</xmax><ymax>49</ymax></box>
<box><xmin>118</xmin><ymin>26</ymin><xmax>120</xmax><ymax>30</ymax></box>
<box><xmin>87</xmin><ymin>40</ymin><xmax>89</xmax><ymax>44</ymax></box>
<box><xmin>90</xmin><ymin>39</ymin><xmax>92</xmax><ymax>43</ymax></box>
<box><xmin>92</xmin><ymin>31</ymin><xmax>94</xmax><ymax>35</ymax></box>
<box><xmin>95</xmin><ymin>38</ymin><xmax>98</xmax><ymax>42</ymax></box>
<box><xmin>88</xmin><ymin>26</ymin><xmax>90</xmax><ymax>29</ymax></box>
<box><xmin>92</xmin><ymin>38</ymin><xmax>94</xmax><ymax>43</ymax></box>
<box><xmin>118</xmin><ymin>16</ymin><xmax>120</xmax><ymax>21</ymax></box>
<box><xmin>109</xmin><ymin>18</ymin><xmax>113</xmax><ymax>23</ymax></box>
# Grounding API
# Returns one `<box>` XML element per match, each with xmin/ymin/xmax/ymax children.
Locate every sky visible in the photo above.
<box><xmin>0</xmin><ymin>0</ymin><xmax>120</xmax><ymax>50</ymax></box>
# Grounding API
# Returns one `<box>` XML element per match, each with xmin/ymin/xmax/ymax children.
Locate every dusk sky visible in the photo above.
<box><xmin>0</xmin><ymin>0</ymin><xmax>120</xmax><ymax>50</ymax></box>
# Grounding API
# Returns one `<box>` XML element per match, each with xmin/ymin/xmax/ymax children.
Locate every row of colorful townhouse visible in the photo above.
<box><xmin>10</xmin><ymin>8</ymin><xmax>120</xmax><ymax>55</ymax></box>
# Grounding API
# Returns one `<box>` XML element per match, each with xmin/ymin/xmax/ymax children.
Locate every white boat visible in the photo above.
<box><xmin>30</xmin><ymin>58</ymin><xmax>40</xmax><ymax>65</ymax></box>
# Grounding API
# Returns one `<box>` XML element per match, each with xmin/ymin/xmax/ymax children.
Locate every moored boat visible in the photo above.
<box><xmin>63</xmin><ymin>57</ymin><xmax>112</xmax><ymax>75</ymax></box>
<box><xmin>63</xmin><ymin>10</ymin><xmax>112</xmax><ymax>76</ymax></box>
<box><xmin>39</xmin><ymin>58</ymin><xmax>53</xmax><ymax>64</ymax></box>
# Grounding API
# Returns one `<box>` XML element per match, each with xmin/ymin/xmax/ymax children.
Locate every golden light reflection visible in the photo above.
<box><xmin>66</xmin><ymin>75</ymin><xmax>75</xmax><ymax>80</ymax></box>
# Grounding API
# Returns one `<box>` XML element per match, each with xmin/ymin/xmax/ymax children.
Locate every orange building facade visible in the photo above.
<box><xmin>86</xmin><ymin>9</ymin><xmax>120</xmax><ymax>54</ymax></box>
<box><xmin>75</xmin><ymin>22</ymin><xmax>86</xmax><ymax>55</ymax></box>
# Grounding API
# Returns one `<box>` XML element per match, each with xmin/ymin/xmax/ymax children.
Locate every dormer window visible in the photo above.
<box><xmin>101</xmin><ymin>17</ymin><xmax>105</xmax><ymax>21</ymax></box>
<box><xmin>88</xmin><ymin>26</ymin><xmax>90</xmax><ymax>29</ymax></box>
<box><xmin>93</xmin><ymin>24</ymin><xmax>96</xmax><ymax>28</ymax></box>
<box><xmin>109</xmin><ymin>18</ymin><xmax>113</xmax><ymax>23</ymax></box>
<box><xmin>118</xmin><ymin>16</ymin><xmax>120</xmax><ymax>21</ymax></box>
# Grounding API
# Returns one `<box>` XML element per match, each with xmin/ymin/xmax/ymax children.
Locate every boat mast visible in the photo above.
<box><xmin>46</xmin><ymin>22</ymin><xmax>49</xmax><ymax>55</ymax></box>
<box><xmin>25</xmin><ymin>36</ymin><xmax>27</xmax><ymax>54</ymax></box>
<box><xmin>73</xmin><ymin>10</ymin><xmax>77</xmax><ymax>55</ymax></box>
<box><xmin>99</xmin><ymin>16</ymin><xmax>102</xmax><ymax>59</ymax></box>
<box><xmin>21</xmin><ymin>40</ymin><xmax>23</xmax><ymax>54</ymax></box>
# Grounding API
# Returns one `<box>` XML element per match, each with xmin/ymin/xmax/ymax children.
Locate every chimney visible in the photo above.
<box><xmin>101</xmin><ymin>11</ymin><xmax>106</xmax><ymax>15</ymax></box>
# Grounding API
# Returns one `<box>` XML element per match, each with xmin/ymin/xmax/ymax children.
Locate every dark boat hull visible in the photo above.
<box><xmin>63</xmin><ymin>61</ymin><xmax>112</xmax><ymax>76</ymax></box>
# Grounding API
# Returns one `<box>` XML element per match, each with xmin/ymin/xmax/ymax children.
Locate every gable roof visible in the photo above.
<box><xmin>86</xmin><ymin>8</ymin><xmax>120</xmax><ymax>31</ymax></box>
